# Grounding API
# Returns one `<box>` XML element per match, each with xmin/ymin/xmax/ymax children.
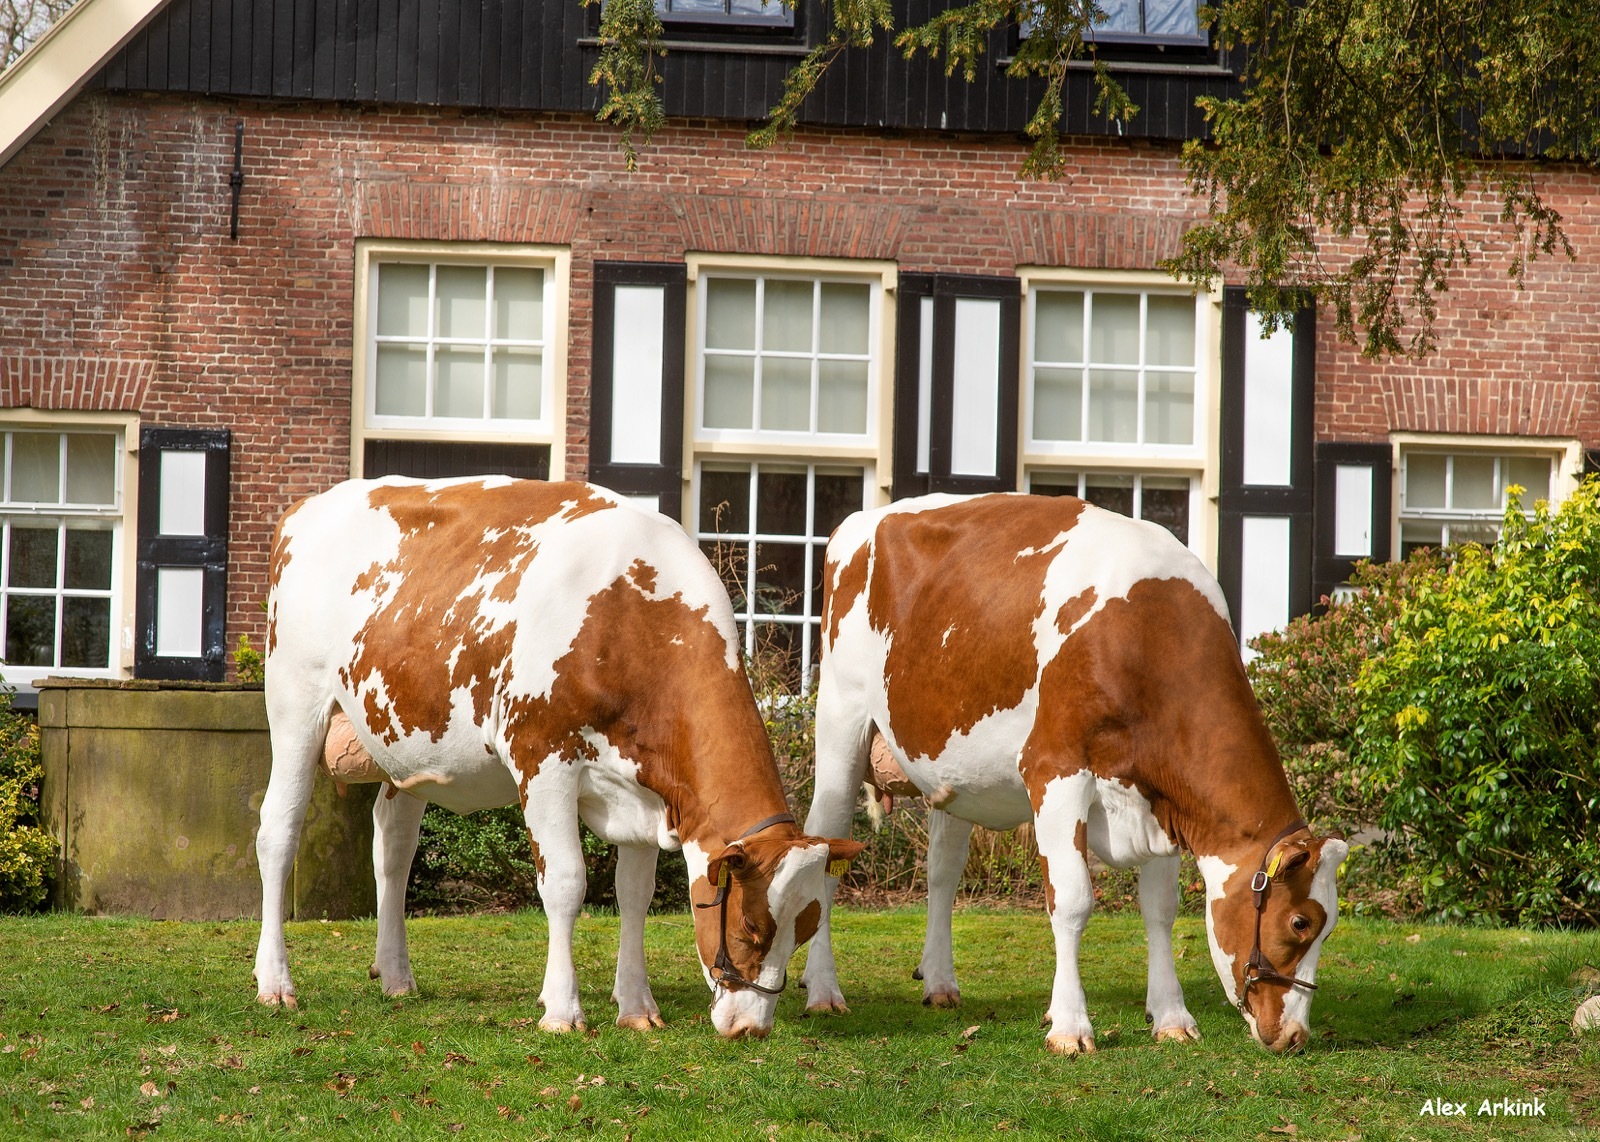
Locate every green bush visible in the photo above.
<box><xmin>1353</xmin><ymin>478</ymin><xmax>1600</xmax><ymax>926</ymax></box>
<box><xmin>1248</xmin><ymin>553</ymin><xmax>1443</xmax><ymax>836</ymax></box>
<box><xmin>0</xmin><ymin>692</ymin><xmax>53</xmax><ymax>912</ymax></box>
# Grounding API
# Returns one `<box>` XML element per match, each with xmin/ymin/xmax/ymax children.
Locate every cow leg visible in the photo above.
<box><xmin>523</xmin><ymin>772</ymin><xmax>588</xmax><ymax>1033</ymax></box>
<box><xmin>612</xmin><ymin>844</ymin><xmax>666</xmax><ymax>1030</ymax></box>
<box><xmin>253</xmin><ymin>707</ymin><xmax>327</xmax><ymax>1009</ymax></box>
<box><xmin>1033</xmin><ymin>770</ymin><xmax>1098</xmax><ymax>1055</ymax></box>
<box><xmin>369</xmin><ymin>788</ymin><xmax>426</xmax><ymax>997</ymax></box>
<box><xmin>799</xmin><ymin>683</ymin><xmax>871</xmax><ymax>1014</ymax></box>
<box><xmin>917</xmin><ymin>808</ymin><xmax>973</xmax><ymax>1008</ymax></box>
<box><xmin>1140</xmin><ymin>853</ymin><xmax>1201</xmax><ymax>1042</ymax></box>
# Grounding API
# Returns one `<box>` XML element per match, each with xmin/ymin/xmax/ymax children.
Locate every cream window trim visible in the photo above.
<box><xmin>0</xmin><ymin>411</ymin><xmax>139</xmax><ymax>684</ymax></box>
<box><xmin>351</xmin><ymin>240</ymin><xmax>570</xmax><ymax>480</ymax></box>
<box><xmin>681</xmin><ymin>254</ymin><xmax>895</xmax><ymax>513</ymax></box>
<box><xmin>1388</xmin><ymin>432</ymin><xmax>1582</xmax><ymax>547</ymax></box>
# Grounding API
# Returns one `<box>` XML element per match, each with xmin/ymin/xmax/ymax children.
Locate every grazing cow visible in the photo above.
<box><xmin>254</xmin><ymin>477</ymin><xmax>860</xmax><ymax>1039</ymax></box>
<box><xmin>801</xmin><ymin>493</ymin><xmax>1346</xmax><ymax>1055</ymax></box>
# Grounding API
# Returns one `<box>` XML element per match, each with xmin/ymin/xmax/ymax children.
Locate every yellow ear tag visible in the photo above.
<box><xmin>827</xmin><ymin>859</ymin><xmax>851</xmax><ymax>878</ymax></box>
<box><xmin>1266</xmin><ymin>852</ymin><xmax>1283</xmax><ymax>878</ymax></box>
<box><xmin>716</xmin><ymin>865</ymin><xmax>730</xmax><ymax>889</ymax></box>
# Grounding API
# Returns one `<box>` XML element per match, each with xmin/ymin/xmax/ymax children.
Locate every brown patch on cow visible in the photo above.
<box><xmin>823</xmin><ymin>543</ymin><xmax>870</xmax><ymax>652</ymax></box>
<box><xmin>265</xmin><ymin>505</ymin><xmax>306</xmax><ymax>658</ymax></box>
<box><xmin>1016</xmin><ymin>577</ymin><xmax>1298</xmax><ymax>857</ymax></box>
<box><xmin>1073</xmin><ymin>819</ymin><xmax>1088</xmax><ymax>861</ymax></box>
<box><xmin>626</xmin><ymin>559</ymin><xmax>658</xmax><ymax>595</ymax></box>
<box><xmin>1055</xmin><ymin>587</ymin><xmax>1099</xmax><ymax>638</ymax></box>
<box><xmin>794</xmin><ymin>900</ymin><xmax>821</xmax><ymax>948</ymax></box>
<box><xmin>339</xmin><ymin>481</ymin><xmax>614</xmax><ymax>745</ymax></box>
<box><xmin>868</xmin><ymin>495</ymin><xmax>1085</xmax><ymax>762</ymax></box>
<box><xmin>1039</xmin><ymin>854</ymin><xmax>1055</xmax><ymax>915</ymax></box>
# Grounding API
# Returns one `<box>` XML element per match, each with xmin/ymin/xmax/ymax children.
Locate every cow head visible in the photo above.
<box><xmin>1199</xmin><ymin>830</ymin><xmax>1348</xmax><ymax>1053</ymax></box>
<box><xmin>687</xmin><ymin>831</ymin><xmax>864</xmax><ymax>1039</ymax></box>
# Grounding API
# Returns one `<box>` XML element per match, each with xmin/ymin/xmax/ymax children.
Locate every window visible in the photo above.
<box><xmin>1022</xmin><ymin>277</ymin><xmax>1214</xmax><ymax>557</ymax></box>
<box><xmin>1399</xmin><ymin>448</ymin><xmax>1557</xmax><ymax>557</ymax></box>
<box><xmin>690</xmin><ymin>262</ymin><xmax>889</xmax><ymax>687</ymax></box>
<box><xmin>355</xmin><ymin>242</ymin><xmax>569</xmax><ymax>479</ymax></box>
<box><xmin>0</xmin><ymin>428</ymin><xmax>122</xmax><ymax>684</ymax></box>
<box><xmin>1086</xmin><ymin>0</ymin><xmax>1203</xmax><ymax>44</ymax></box>
<box><xmin>1030</xmin><ymin>470</ymin><xmax>1193</xmax><ymax>546</ymax></box>
<box><xmin>656</xmin><ymin>0</ymin><xmax>793</xmax><ymax>27</ymax></box>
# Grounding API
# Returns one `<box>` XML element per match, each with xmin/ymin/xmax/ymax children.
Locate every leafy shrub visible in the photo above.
<box><xmin>1248</xmin><ymin>553</ymin><xmax>1443</xmax><ymax>836</ymax></box>
<box><xmin>0</xmin><ymin>692</ymin><xmax>53</xmax><ymax>912</ymax></box>
<box><xmin>1353</xmin><ymin>479</ymin><xmax>1600</xmax><ymax>926</ymax></box>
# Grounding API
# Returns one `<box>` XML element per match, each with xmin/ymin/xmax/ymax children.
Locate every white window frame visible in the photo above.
<box><xmin>1391</xmin><ymin>433</ymin><xmax>1582</xmax><ymax>553</ymax></box>
<box><xmin>1024</xmin><ymin>467</ymin><xmax>1203</xmax><ymax>548</ymax></box>
<box><xmin>685</xmin><ymin>255</ymin><xmax>896</xmax><ymax>687</ymax></box>
<box><xmin>352</xmin><ymin>240</ymin><xmax>570</xmax><ymax>479</ymax></box>
<box><xmin>0</xmin><ymin>411</ymin><xmax>138</xmax><ymax>691</ymax></box>
<box><xmin>1019</xmin><ymin>268</ymin><xmax>1222</xmax><ymax>567</ymax></box>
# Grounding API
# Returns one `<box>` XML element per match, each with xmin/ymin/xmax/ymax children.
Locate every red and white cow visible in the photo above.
<box><xmin>801</xmin><ymin>493</ymin><xmax>1346</xmax><ymax>1054</ymax></box>
<box><xmin>254</xmin><ymin>477</ymin><xmax>859</xmax><ymax>1039</ymax></box>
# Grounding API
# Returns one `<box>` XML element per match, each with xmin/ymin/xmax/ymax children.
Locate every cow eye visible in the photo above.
<box><xmin>1291</xmin><ymin>914</ymin><xmax>1311</xmax><ymax>934</ymax></box>
<box><xmin>740</xmin><ymin>916</ymin><xmax>761</xmax><ymax>940</ymax></box>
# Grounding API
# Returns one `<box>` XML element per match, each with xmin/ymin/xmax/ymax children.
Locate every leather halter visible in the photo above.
<box><xmin>696</xmin><ymin>812</ymin><xmax>796</xmax><ymax>996</ymax></box>
<box><xmin>1237</xmin><ymin>818</ymin><xmax>1319</xmax><ymax>1015</ymax></box>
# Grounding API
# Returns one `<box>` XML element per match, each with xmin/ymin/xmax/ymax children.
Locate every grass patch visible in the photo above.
<box><xmin>0</xmin><ymin>908</ymin><xmax>1595</xmax><ymax>1138</ymax></box>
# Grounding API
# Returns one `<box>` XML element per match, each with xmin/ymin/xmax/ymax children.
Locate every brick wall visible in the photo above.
<box><xmin>2</xmin><ymin>91</ymin><xmax>1598</xmax><ymax>659</ymax></box>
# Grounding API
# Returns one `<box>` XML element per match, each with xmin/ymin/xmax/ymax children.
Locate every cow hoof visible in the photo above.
<box><xmin>912</xmin><ymin>967</ymin><xmax>924</xmax><ymax>981</ymax></box>
<box><xmin>381</xmin><ymin>981</ymin><xmax>418</xmax><ymax>998</ymax></box>
<box><xmin>616</xmin><ymin>1012</ymin><xmax>666</xmax><ymax>1031</ymax></box>
<box><xmin>368</xmin><ymin>964</ymin><xmax>381</xmax><ymax>980</ymax></box>
<box><xmin>805</xmin><ymin>998</ymin><xmax>851</xmax><ymax>1015</ymax></box>
<box><xmin>922</xmin><ymin>990</ymin><xmax>961</xmax><ymax>1009</ymax></box>
<box><xmin>1154</xmin><ymin>1025</ymin><xmax>1202</xmax><ymax>1044</ymax></box>
<box><xmin>1046</xmin><ymin>1032</ymin><xmax>1096</xmax><ymax>1057</ymax></box>
<box><xmin>257</xmin><ymin>992</ymin><xmax>299</xmax><ymax>1011</ymax></box>
<box><xmin>538</xmin><ymin>1017</ymin><xmax>586</xmax><ymax>1033</ymax></box>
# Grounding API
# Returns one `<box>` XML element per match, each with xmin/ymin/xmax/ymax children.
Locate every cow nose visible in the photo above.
<box><xmin>1268</xmin><ymin>1022</ymin><xmax>1309</xmax><ymax>1054</ymax></box>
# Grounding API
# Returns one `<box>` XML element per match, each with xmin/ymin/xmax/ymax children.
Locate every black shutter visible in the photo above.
<box><xmin>590</xmin><ymin>262</ymin><xmax>688</xmax><ymax>520</ymax></box>
<box><xmin>134</xmin><ymin>427</ymin><xmax>230</xmax><ymax>681</ymax></box>
<box><xmin>1216</xmin><ymin>289</ymin><xmax>1316</xmax><ymax>642</ymax></box>
<box><xmin>892</xmin><ymin>273</ymin><xmax>1020</xmax><ymax>499</ymax></box>
<box><xmin>1313</xmin><ymin>442</ymin><xmax>1393</xmax><ymax>607</ymax></box>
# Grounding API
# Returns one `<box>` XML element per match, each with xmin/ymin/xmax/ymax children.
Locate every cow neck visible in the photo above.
<box><xmin>651</xmin><ymin>684</ymin><xmax>797</xmax><ymax>854</ymax></box>
<box><xmin>1154</xmin><ymin>717</ymin><xmax>1306</xmax><ymax>871</ymax></box>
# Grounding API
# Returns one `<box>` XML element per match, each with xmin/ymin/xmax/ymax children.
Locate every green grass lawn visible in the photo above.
<box><xmin>0</xmin><ymin>907</ymin><xmax>1595</xmax><ymax>1139</ymax></box>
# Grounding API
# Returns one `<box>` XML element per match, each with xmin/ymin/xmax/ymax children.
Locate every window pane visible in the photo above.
<box><xmin>494</xmin><ymin>268</ymin><xmax>543</xmax><ymax>341</ymax></box>
<box><xmin>706</xmin><ymin>279</ymin><xmax>757</xmax><ymax>350</ymax></box>
<box><xmin>1035</xmin><ymin>291</ymin><xmax>1084</xmax><ymax>362</ymax></box>
<box><xmin>1094</xmin><ymin>0</ymin><xmax>1141</xmax><ymax>32</ymax></box>
<box><xmin>377</xmin><ymin>264</ymin><xmax>430</xmax><ymax>337</ymax></box>
<box><xmin>1032</xmin><ymin>368</ymin><xmax>1083</xmax><ymax>441</ymax></box>
<box><xmin>701</xmin><ymin>539</ymin><xmax>747</xmax><ymax>605</ymax></box>
<box><xmin>5</xmin><ymin>595</ymin><xmax>55</xmax><ymax>666</ymax></box>
<box><xmin>62</xmin><ymin>597</ymin><xmax>110</xmax><ymax>668</ymax></box>
<box><xmin>9</xmin><ymin>527</ymin><xmax>57</xmax><ymax>589</ymax></box>
<box><xmin>375</xmin><ymin>346</ymin><xmax>428</xmax><ymax>416</ymax></box>
<box><xmin>1452</xmin><ymin>455</ymin><xmax>1498</xmax><ymax>509</ymax></box>
<box><xmin>1400</xmin><ymin>519</ymin><xmax>1444</xmax><ymax>557</ymax></box>
<box><xmin>1089</xmin><ymin>295</ymin><xmax>1140</xmax><ymax>364</ymax></box>
<box><xmin>1146</xmin><ymin>0</ymin><xmax>1199</xmax><ymax>35</ymax></box>
<box><xmin>756</xmin><ymin>468</ymin><xmax>808</xmax><ymax>537</ymax></box>
<box><xmin>1084</xmin><ymin>474</ymin><xmax>1134</xmax><ymax>518</ymax></box>
<box><xmin>700</xmin><ymin>467</ymin><xmax>752</xmax><ymax>534</ymax></box>
<box><xmin>436</xmin><ymin>266</ymin><xmax>487</xmax><ymax>340</ymax></box>
<box><xmin>818</xmin><ymin>283</ymin><xmax>870</xmax><ymax>355</ymax></box>
<box><xmin>1141</xmin><ymin>476</ymin><xmax>1191</xmax><ymax>545</ymax></box>
<box><xmin>64</xmin><ymin>528</ymin><xmax>112</xmax><ymax>590</ymax></box>
<box><xmin>1030</xmin><ymin>473</ymin><xmax>1080</xmax><ymax>497</ymax></box>
<box><xmin>491</xmin><ymin>349</ymin><xmax>542</xmax><ymax>420</ymax></box>
<box><xmin>759</xmin><ymin>357</ymin><xmax>812</xmax><ymax>432</ymax></box>
<box><xmin>813</xmin><ymin>470</ymin><xmax>863</xmax><ymax>538</ymax></box>
<box><xmin>1145</xmin><ymin>296</ymin><xmax>1195</xmax><ymax>367</ymax></box>
<box><xmin>1406</xmin><ymin>453</ymin><xmax>1447</xmax><ymax>509</ymax></box>
<box><xmin>1087</xmin><ymin>369</ymin><xmax>1138</xmax><ymax>442</ymax></box>
<box><xmin>763</xmin><ymin>280</ymin><xmax>814</xmax><ymax>353</ymax></box>
<box><xmin>1506</xmin><ymin>456</ymin><xmax>1552</xmax><ymax>501</ymax></box>
<box><xmin>817</xmin><ymin>360</ymin><xmax>868</xmax><ymax>435</ymax></box>
<box><xmin>12</xmin><ymin>434</ymin><xmax>60</xmax><ymax>503</ymax></box>
<box><xmin>749</xmin><ymin>618</ymin><xmax>802</xmax><ymax>680</ymax></box>
<box><xmin>704</xmin><ymin>356</ymin><xmax>756</xmax><ymax>429</ymax></box>
<box><xmin>1145</xmin><ymin>371</ymin><xmax>1194</xmax><ymax>445</ymax></box>
<box><xmin>65</xmin><ymin>435</ymin><xmax>116</xmax><ymax>505</ymax></box>
<box><xmin>668</xmin><ymin>0</ymin><xmax>725</xmax><ymax>12</ymax></box>
<box><xmin>752</xmin><ymin>542</ymin><xmax>805</xmax><ymax>615</ymax></box>
<box><xmin>434</xmin><ymin>348</ymin><xmax>485</xmax><ymax>418</ymax></box>
<box><xmin>728</xmin><ymin>0</ymin><xmax>783</xmax><ymax>15</ymax></box>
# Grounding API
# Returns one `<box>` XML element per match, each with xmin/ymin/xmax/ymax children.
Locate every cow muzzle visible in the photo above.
<box><xmin>710</xmin><ymin>986</ymin><xmax>777</xmax><ymax>1040</ymax></box>
<box><xmin>1261</xmin><ymin>1020</ymin><xmax>1309</xmax><ymax>1055</ymax></box>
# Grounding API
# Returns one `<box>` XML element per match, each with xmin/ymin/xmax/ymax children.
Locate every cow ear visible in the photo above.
<box><xmin>1268</xmin><ymin>842</ymin><xmax>1311</xmax><ymax>879</ymax></box>
<box><xmin>706</xmin><ymin>846</ymin><xmax>748</xmax><ymax>890</ymax></box>
<box><xmin>823</xmin><ymin>838</ymin><xmax>865</xmax><ymax>878</ymax></box>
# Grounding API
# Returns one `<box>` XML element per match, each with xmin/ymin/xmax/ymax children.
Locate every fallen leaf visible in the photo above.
<box><xmin>139</xmin><ymin>1082</ymin><xmax>161</xmax><ymax>1098</ymax></box>
<box><xmin>961</xmin><ymin>1025</ymin><xmax>980</xmax><ymax>1040</ymax></box>
<box><xmin>291</xmin><ymin>1047</ymin><xmax>313</xmax><ymax>1058</ymax></box>
<box><xmin>443</xmin><ymin>1051</ymin><xmax>476</xmax><ymax>1069</ymax></box>
<box><xmin>412</xmin><ymin>1041</ymin><xmax>426</xmax><ymax>1056</ymax></box>
<box><xmin>80</xmin><ymin>1097</ymin><xmax>95</xmax><ymax>1109</ymax></box>
<box><xmin>1270</xmin><ymin>1121</ymin><xmax>1299</xmax><ymax>1135</ymax></box>
<box><xmin>568</xmin><ymin>1094</ymin><xmax>583</xmax><ymax>1112</ymax></box>
<box><xmin>1405</xmin><ymin>934</ymin><xmax>1421</xmax><ymax>944</ymax></box>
